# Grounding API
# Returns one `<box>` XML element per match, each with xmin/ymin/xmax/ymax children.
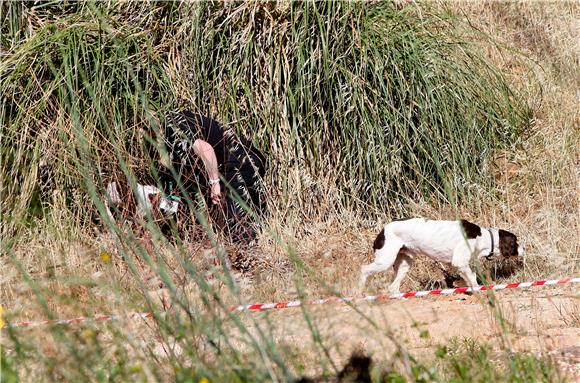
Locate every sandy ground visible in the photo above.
<box><xmin>239</xmin><ymin>286</ymin><xmax>580</xmax><ymax>379</ymax></box>
<box><xmin>4</xmin><ymin>280</ymin><xmax>579</xmax><ymax>380</ymax></box>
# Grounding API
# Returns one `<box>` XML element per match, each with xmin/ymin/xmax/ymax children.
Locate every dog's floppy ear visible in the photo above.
<box><xmin>373</xmin><ymin>228</ymin><xmax>385</xmax><ymax>250</ymax></box>
<box><xmin>148</xmin><ymin>192</ymin><xmax>162</xmax><ymax>218</ymax></box>
<box><xmin>498</xmin><ymin>229</ymin><xmax>519</xmax><ymax>257</ymax></box>
<box><xmin>148</xmin><ymin>191</ymin><xmax>161</xmax><ymax>204</ymax></box>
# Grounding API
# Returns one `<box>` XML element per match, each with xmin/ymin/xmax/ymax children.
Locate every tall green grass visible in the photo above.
<box><xmin>0</xmin><ymin>2</ymin><xmax>542</xmax><ymax>382</ymax></box>
<box><xmin>0</xmin><ymin>1</ymin><xmax>529</xmax><ymax>237</ymax></box>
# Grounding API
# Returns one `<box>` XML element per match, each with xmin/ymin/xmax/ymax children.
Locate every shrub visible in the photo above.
<box><xmin>0</xmin><ymin>1</ymin><xmax>529</xmax><ymax>237</ymax></box>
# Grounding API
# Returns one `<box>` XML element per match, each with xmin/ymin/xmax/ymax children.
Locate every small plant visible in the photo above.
<box><xmin>433</xmin><ymin>338</ymin><xmax>563</xmax><ymax>383</ymax></box>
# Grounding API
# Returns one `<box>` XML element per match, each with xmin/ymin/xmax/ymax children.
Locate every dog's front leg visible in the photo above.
<box><xmin>457</xmin><ymin>266</ymin><xmax>478</xmax><ymax>290</ymax></box>
<box><xmin>452</xmin><ymin>244</ymin><xmax>479</xmax><ymax>290</ymax></box>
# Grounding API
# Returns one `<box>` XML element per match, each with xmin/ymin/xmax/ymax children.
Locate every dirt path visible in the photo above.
<box><xmin>242</xmin><ymin>286</ymin><xmax>580</xmax><ymax>378</ymax></box>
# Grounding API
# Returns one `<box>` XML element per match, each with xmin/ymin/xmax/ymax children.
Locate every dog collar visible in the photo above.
<box><xmin>486</xmin><ymin>229</ymin><xmax>495</xmax><ymax>260</ymax></box>
<box><xmin>163</xmin><ymin>194</ymin><xmax>182</xmax><ymax>202</ymax></box>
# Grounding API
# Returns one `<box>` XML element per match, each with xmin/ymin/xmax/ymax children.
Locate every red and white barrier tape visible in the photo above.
<box><xmin>4</xmin><ymin>277</ymin><xmax>578</xmax><ymax>329</ymax></box>
<box><xmin>6</xmin><ymin>312</ymin><xmax>153</xmax><ymax>329</ymax></box>
<box><xmin>229</xmin><ymin>277</ymin><xmax>580</xmax><ymax>312</ymax></box>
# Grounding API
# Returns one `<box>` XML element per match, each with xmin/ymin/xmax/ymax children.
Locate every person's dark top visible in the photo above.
<box><xmin>164</xmin><ymin>110</ymin><xmax>226</xmax><ymax>175</ymax></box>
<box><xmin>160</xmin><ymin>109</ymin><xmax>266</xmax><ymax>242</ymax></box>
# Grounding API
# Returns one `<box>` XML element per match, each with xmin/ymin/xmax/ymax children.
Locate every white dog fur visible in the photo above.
<box><xmin>359</xmin><ymin>218</ymin><xmax>524</xmax><ymax>293</ymax></box>
<box><xmin>103</xmin><ymin>182</ymin><xmax>179</xmax><ymax>242</ymax></box>
<box><xmin>106</xmin><ymin>182</ymin><xmax>177</xmax><ymax>220</ymax></box>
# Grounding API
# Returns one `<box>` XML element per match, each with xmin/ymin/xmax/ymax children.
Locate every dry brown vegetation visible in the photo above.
<box><xmin>1</xmin><ymin>1</ymin><xmax>578</xmax><ymax>382</ymax></box>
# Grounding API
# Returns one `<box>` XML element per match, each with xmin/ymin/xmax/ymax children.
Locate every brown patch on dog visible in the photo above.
<box><xmin>499</xmin><ymin>229</ymin><xmax>519</xmax><ymax>257</ymax></box>
<box><xmin>460</xmin><ymin>219</ymin><xmax>482</xmax><ymax>239</ymax></box>
<box><xmin>373</xmin><ymin>229</ymin><xmax>385</xmax><ymax>250</ymax></box>
<box><xmin>147</xmin><ymin>192</ymin><xmax>163</xmax><ymax>221</ymax></box>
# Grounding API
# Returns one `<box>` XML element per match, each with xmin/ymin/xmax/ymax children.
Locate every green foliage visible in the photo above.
<box><xmin>1</xmin><ymin>348</ymin><xmax>19</xmax><ymax>383</ymax></box>
<box><xmin>0</xmin><ymin>1</ymin><xmax>529</xmax><ymax>237</ymax></box>
<box><xmin>434</xmin><ymin>338</ymin><xmax>563</xmax><ymax>383</ymax></box>
<box><xmin>372</xmin><ymin>339</ymin><xmax>563</xmax><ymax>383</ymax></box>
<box><xmin>1</xmin><ymin>1</ymin><xmax>178</xmax><ymax>235</ymax></box>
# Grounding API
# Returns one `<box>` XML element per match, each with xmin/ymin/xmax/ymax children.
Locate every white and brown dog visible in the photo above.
<box><xmin>359</xmin><ymin>218</ymin><xmax>524</xmax><ymax>292</ymax></box>
<box><xmin>103</xmin><ymin>181</ymin><xmax>180</xmax><ymax>242</ymax></box>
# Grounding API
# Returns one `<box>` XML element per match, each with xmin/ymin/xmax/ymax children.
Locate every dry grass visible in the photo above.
<box><xmin>447</xmin><ymin>1</ymin><xmax>579</xmax><ymax>277</ymax></box>
<box><xmin>1</xmin><ymin>1</ymin><xmax>579</xmax><ymax>381</ymax></box>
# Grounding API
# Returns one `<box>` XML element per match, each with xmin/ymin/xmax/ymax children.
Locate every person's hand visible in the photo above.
<box><xmin>210</xmin><ymin>182</ymin><xmax>221</xmax><ymax>205</ymax></box>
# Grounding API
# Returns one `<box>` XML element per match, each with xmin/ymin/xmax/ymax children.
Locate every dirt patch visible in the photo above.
<box><xmin>239</xmin><ymin>286</ymin><xmax>580</xmax><ymax>379</ymax></box>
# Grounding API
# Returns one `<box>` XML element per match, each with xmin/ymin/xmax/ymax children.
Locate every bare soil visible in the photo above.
<box><xmin>240</xmin><ymin>286</ymin><xmax>580</xmax><ymax>379</ymax></box>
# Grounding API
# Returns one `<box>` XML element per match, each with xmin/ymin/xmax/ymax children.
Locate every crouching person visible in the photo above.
<box><xmin>155</xmin><ymin>110</ymin><xmax>266</xmax><ymax>244</ymax></box>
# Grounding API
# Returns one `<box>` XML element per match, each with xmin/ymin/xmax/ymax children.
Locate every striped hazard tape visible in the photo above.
<box><xmin>4</xmin><ymin>277</ymin><xmax>579</xmax><ymax>329</ymax></box>
<box><xmin>230</xmin><ymin>277</ymin><xmax>580</xmax><ymax>312</ymax></box>
<box><xmin>4</xmin><ymin>312</ymin><xmax>153</xmax><ymax>329</ymax></box>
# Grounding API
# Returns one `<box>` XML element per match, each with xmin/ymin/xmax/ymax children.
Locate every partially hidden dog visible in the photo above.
<box><xmin>103</xmin><ymin>181</ymin><xmax>179</xmax><ymax>240</ymax></box>
<box><xmin>359</xmin><ymin>218</ymin><xmax>524</xmax><ymax>293</ymax></box>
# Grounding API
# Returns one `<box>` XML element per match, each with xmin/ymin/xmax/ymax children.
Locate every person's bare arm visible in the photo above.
<box><xmin>193</xmin><ymin>139</ymin><xmax>221</xmax><ymax>204</ymax></box>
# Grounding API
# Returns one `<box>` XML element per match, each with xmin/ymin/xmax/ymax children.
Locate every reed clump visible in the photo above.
<box><xmin>1</xmin><ymin>1</ymin><xmax>529</xmax><ymax>237</ymax></box>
